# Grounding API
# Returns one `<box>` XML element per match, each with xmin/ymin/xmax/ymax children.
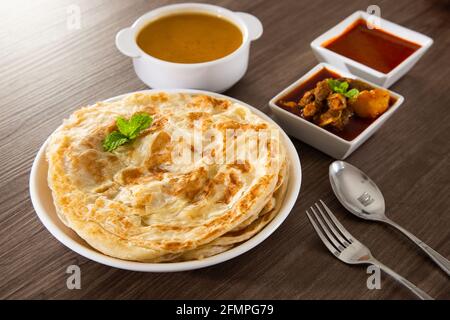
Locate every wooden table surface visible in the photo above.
<box><xmin>1</xmin><ymin>0</ymin><xmax>449</xmax><ymax>300</ymax></box>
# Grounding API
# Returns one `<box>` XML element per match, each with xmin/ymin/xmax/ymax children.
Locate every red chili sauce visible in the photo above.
<box><xmin>323</xmin><ymin>19</ymin><xmax>421</xmax><ymax>74</ymax></box>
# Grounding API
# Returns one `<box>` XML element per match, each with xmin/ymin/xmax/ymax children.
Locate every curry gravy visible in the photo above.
<box><xmin>136</xmin><ymin>12</ymin><xmax>243</xmax><ymax>64</ymax></box>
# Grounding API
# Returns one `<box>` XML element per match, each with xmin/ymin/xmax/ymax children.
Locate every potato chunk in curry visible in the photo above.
<box><xmin>349</xmin><ymin>88</ymin><xmax>390</xmax><ymax>119</ymax></box>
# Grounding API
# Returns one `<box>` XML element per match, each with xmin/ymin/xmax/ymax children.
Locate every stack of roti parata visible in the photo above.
<box><xmin>46</xmin><ymin>92</ymin><xmax>289</xmax><ymax>262</ymax></box>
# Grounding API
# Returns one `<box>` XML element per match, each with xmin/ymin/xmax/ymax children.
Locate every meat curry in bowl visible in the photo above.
<box><xmin>276</xmin><ymin>67</ymin><xmax>396</xmax><ymax>141</ymax></box>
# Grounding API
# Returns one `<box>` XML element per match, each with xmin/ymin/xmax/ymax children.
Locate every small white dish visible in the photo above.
<box><xmin>116</xmin><ymin>3</ymin><xmax>263</xmax><ymax>92</ymax></box>
<box><xmin>29</xmin><ymin>89</ymin><xmax>301</xmax><ymax>272</ymax></box>
<box><xmin>310</xmin><ymin>10</ymin><xmax>433</xmax><ymax>88</ymax></box>
<box><xmin>269</xmin><ymin>63</ymin><xmax>404</xmax><ymax>160</ymax></box>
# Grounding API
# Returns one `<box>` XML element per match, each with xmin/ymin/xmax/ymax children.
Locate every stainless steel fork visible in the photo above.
<box><xmin>306</xmin><ymin>200</ymin><xmax>433</xmax><ymax>300</ymax></box>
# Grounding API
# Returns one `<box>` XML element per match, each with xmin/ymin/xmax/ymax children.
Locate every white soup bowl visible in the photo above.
<box><xmin>116</xmin><ymin>3</ymin><xmax>263</xmax><ymax>92</ymax></box>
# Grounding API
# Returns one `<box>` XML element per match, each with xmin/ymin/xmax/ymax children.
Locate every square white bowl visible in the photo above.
<box><xmin>268</xmin><ymin>63</ymin><xmax>404</xmax><ymax>159</ymax></box>
<box><xmin>311</xmin><ymin>10</ymin><xmax>433</xmax><ymax>88</ymax></box>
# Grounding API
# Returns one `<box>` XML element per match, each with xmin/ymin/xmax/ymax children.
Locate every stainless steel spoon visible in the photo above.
<box><xmin>329</xmin><ymin>160</ymin><xmax>450</xmax><ymax>276</ymax></box>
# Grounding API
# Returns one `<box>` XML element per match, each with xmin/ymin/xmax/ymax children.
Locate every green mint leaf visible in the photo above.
<box><xmin>102</xmin><ymin>113</ymin><xmax>153</xmax><ymax>152</ymax></box>
<box><xmin>328</xmin><ymin>79</ymin><xmax>354</xmax><ymax>96</ymax></box>
<box><xmin>128</xmin><ymin>113</ymin><xmax>153</xmax><ymax>139</ymax></box>
<box><xmin>102</xmin><ymin>131</ymin><xmax>129</xmax><ymax>152</ymax></box>
<box><xmin>116</xmin><ymin>117</ymin><xmax>132</xmax><ymax>137</ymax></box>
<box><xmin>339</xmin><ymin>81</ymin><xmax>349</xmax><ymax>92</ymax></box>
<box><xmin>327</xmin><ymin>79</ymin><xmax>340</xmax><ymax>92</ymax></box>
<box><xmin>345</xmin><ymin>88</ymin><xmax>359</xmax><ymax>99</ymax></box>
<box><xmin>116</xmin><ymin>113</ymin><xmax>152</xmax><ymax>139</ymax></box>
<box><xmin>328</xmin><ymin>80</ymin><xmax>342</xmax><ymax>93</ymax></box>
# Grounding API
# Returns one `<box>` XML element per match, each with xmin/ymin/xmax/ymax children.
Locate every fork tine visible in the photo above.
<box><xmin>310</xmin><ymin>206</ymin><xmax>345</xmax><ymax>251</ymax></box>
<box><xmin>306</xmin><ymin>210</ymin><xmax>341</xmax><ymax>257</ymax></box>
<box><xmin>319</xmin><ymin>199</ymin><xmax>354</xmax><ymax>243</ymax></box>
<box><xmin>315</xmin><ymin>202</ymin><xmax>351</xmax><ymax>247</ymax></box>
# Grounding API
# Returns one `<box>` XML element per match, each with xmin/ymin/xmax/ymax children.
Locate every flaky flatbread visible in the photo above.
<box><xmin>46</xmin><ymin>93</ymin><xmax>288</xmax><ymax>262</ymax></box>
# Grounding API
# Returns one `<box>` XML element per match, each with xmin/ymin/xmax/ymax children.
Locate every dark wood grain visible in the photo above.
<box><xmin>0</xmin><ymin>0</ymin><xmax>449</xmax><ymax>300</ymax></box>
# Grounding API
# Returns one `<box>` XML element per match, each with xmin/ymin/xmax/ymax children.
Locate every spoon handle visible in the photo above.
<box><xmin>384</xmin><ymin>218</ymin><xmax>450</xmax><ymax>276</ymax></box>
<box><xmin>369</xmin><ymin>258</ymin><xmax>433</xmax><ymax>300</ymax></box>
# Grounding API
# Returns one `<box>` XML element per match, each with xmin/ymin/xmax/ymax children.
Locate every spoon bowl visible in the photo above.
<box><xmin>329</xmin><ymin>160</ymin><xmax>450</xmax><ymax>276</ymax></box>
<box><xmin>329</xmin><ymin>160</ymin><xmax>386</xmax><ymax>221</ymax></box>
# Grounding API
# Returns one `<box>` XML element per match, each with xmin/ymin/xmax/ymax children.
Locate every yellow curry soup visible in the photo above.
<box><xmin>136</xmin><ymin>12</ymin><xmax>243</xmax><ymax>64</ymax></box>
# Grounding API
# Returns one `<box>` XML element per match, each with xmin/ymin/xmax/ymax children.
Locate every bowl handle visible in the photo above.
<box><xmin>115</xmin><ymin>27</ymin><xmax>140</xmax><ymax>58</ymax></box>
<box><xmin>236</xmin><ymin>12</ymin><xmax>263</xmax><ymax>41</ymax></box>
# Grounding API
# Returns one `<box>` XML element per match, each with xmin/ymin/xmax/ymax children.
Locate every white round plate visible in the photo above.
<box><xmin>29</xmin><ymin>89</ymin><xmax>301</xmax><ymax>272</ymax></box>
